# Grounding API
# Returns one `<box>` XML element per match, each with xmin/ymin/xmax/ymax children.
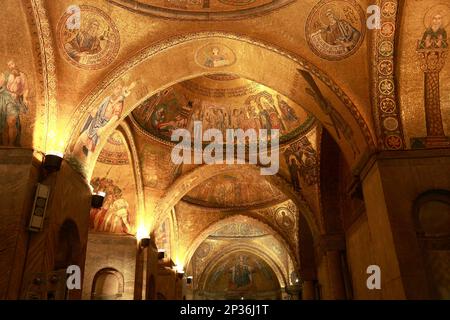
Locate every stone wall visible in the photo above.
<box><xmin>83</xmin><ymin>233</ymin><xmax>137</xmax><ymax>300</ymax></box>
<box><xmin>0</xmin><ymin>149</ymin><xmax>91</xmax><ymax>300</ymax></box>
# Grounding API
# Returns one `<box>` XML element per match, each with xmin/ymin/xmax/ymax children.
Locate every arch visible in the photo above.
<box><xmin>413</xmin><ymin>189</ymin><xmax>450</xmax><ymax>299</ymax></box>
<box><xmin>109</xmin><ymin>0</ymin><xmax>296</xmax><ymax>21</ymax></box>
<box><xmin>116</xmin><ymin>122</ymin><xmax>146</xmax><ymax>233</ymax></box>
<box><xmin>153</xmin><ymin>208</ymin><xmax>176</xmax><ymax>261</ymax></box>
<box><xmin>184</xmin><ymin>214</ymin><xmax>297</xmax><ymax>275</ymax></box>
<box><xmin>196</xmin><ymin>245</ymin><xmax>286</xmax><ymax>295</ymax></box>
<box><xmin>28</xmin><ymin>0</ymin><xmax>57</xmax><ymax>152</ymax></box>
<box><xmin>153</xmin><ymin>164</ymin><xmax>320</xmax><ymax>241</ymax></box>
<box><xmin>64</xmin><ymin>32</ymin><xmax>375</xmax><ymax>177</ymax></box>
<box><xmin>91</xmin><ymin>268</ymin><xmax>124</xmax><ymax>300</ymax></box>
<box><xmin>413</xmin><ymin>189</ymin><xmax>450</xmax><ymax>237</ymax></box>
<box><xmin>54</xmin><ymin>219</ymin><xmax>81</xmax><ymax>270</ymax></box>
<box><xmin>88</xmin><ymin>127</ymin><xmax>141</xmax><ymax>235</ymax></box>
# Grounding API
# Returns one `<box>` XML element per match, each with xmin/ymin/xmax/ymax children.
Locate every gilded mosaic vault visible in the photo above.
<box><xmin>0</xmin><ymin>0</ymin><xmax>449</xmax><ymax>302</ymax></box>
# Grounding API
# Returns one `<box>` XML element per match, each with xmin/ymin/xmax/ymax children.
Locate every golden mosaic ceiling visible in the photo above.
<box><xmin>108</xmin><ymin>0</ymin><xmax>296</xmax><ymax>20</ymax></box>
<box><xmin>97</xmin><ymin>131</ymin><xmax>129</xmax><ymax>165</ymax></box>
<box><xmin>131</xmin><ymin>75</ymin><xmax>316</xmax><ymax>146</ymax></box>
<box><xmin>183</xmin><ymin>171</ymin><xmax>286</xmax><ymax>208</ymax></box>
<box><xmin>210</xmin><ymin>222</ymin><xmax>268</xmax><ymax>237</ymax></box>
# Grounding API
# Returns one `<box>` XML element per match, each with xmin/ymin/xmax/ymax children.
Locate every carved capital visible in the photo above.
<box><xmin>416</xmin><ymin>44</ymin><xmax>448</xmax><ymax>73</ymax></box>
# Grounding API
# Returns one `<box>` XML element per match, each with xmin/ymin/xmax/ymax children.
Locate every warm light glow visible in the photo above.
<box><xmin>96</xmin><ymin>191</ymin><xmax>106</xmax><ymax>197</ymax></box>
<box><xmin>46</xmin><ymin>151</ymin><xmax>64</xmax><ymax>158</ymax></box>
<box><xmin>173</xmin><ymin>265</ymin><xmax>184</xmax><ymax>274</ymax></box>
<box><xmin>135</xmin><ymin>225</ymin><xmax>149</xmax><ymax>241</ymax></box>
<box><xmin>174</xmin><ymin>254</ymin><xmax>186</xmax><ymax>270</ymax></box>
<box><xmin>158</xmin><ymin>249</ymin><xmax>166</xmax><ymax>253</ymax></box>
<box><xmin>46</xmin><ymin>129</ymin><xmax>67</xmax><ymax>155</ymax></box>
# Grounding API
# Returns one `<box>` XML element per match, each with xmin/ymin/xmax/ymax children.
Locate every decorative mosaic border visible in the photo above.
<box><xmin>30</xmin><ymin>0</ymin><xmax>58</xmax><ymax>152</ymax></box>
<box><xmin>117</xmin><ymin>122</ymin><xmax>146</xmax><ymax>225</ymax></box>
<box><xmin>371</xmin><ymin>0</ymin><xmax>405</xmax><ymax>150</ymax></box>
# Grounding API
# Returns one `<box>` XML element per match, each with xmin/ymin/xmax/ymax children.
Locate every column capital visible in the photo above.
<box><xmin>416</xmin><ymin>46</ymin><xmax>448</xmax><ymax>73</ymax></box>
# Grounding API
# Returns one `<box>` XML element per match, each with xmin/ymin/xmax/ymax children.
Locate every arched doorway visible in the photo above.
<box><xmin>53</xmin><ymin>219</ymin><xmax>82</xmax><ymax>300</ymax></box>
<box><xmin>91</xmin><ymin>268</ymin><xmax>124</xmax><ymax>300</ymax></box>
<box><xmin>414</xmin><ymin>190</ymin><xmax>450</xmax><ymax>299</ymax></box>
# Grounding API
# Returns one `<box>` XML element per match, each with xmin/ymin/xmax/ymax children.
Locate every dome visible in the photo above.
<box><xmin>131</xmin><ymin>75</ymin><xmax>316</xmax><ymax>146</ymax></box>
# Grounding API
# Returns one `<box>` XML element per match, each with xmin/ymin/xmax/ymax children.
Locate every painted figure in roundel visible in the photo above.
<box><xmin>275</xmin><ymin>207</ymin><xmax>294</xmax><ymax>230</ymax></box>
<box><xmin>195</xmin><ymin>44</ymin><xmax>236</xmax><ymax>69</ymax></box>
<box><xmin>57</xmin><ymin>5</ymin><xmax>120</xmax><ymax>70</ymax></box>
<box><xmin>306</xmin><ymin>0</ymin><xmax>365</xmax><ymax>60</ymax></box>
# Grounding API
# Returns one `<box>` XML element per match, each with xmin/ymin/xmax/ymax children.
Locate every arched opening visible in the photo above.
<box><xmin>60</xmin><ymin>32</ymin><xmax>377</xmax><ymax>303</ymax></box>
<box><xmin>414</xmin><ymin>190</ymin><xmax>450</xmax><ymax>299</ymax></box>
<box><xmin>47</xmin><ymin>219</ymin><xmax>83</xmax><ymax>300</ymax></box>
<box><xmin>197</xmin><ymin>250</ymin><xmax>282</xmax><ymax>300</ymax></box>
<box><xmin>65</xmin><ymin>33</ymin><xmax>374</xmax><ymax>179</ymax></box>
<box><xmin>54</xmin><ymin>219</ymin><xmax>82</xmax><ymax>271</ymax></box>
<box><xmin>91</xmin><ymin>268</ymin><xmax>124</xmax><ymax>300</ymax></box>
<box><xmin>185</xmin><ymin>215</ymin><xmax>296</xmax><ymax>300</ymax></box>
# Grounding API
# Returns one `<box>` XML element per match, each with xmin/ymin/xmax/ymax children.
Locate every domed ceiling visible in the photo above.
<box><xmin>109</xmin><ymin>0</ymin><xmax>295</xmax><ymax>20</ymax></box>
<box><xmin>210</xmin><ymin>222</ymin><xmax>268</xmax><ymax>237</ymax></box>
<box><xmin>97</xmin><ymin>131</ymin><xmax>129</xmax><ymax>165</ymax></box>
<box><xmin>182</xmin><ymin>171</ymin><xmax>286</xmax><ymax>208</ymax></box>
<box><xmin>131</xmin><ymin>74</ymin><xmax>316</xmax><ymax>146</ymax></box>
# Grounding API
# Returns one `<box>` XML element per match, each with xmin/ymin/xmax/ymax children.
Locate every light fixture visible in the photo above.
<box><xmin>176</xmin><ymin>270</ymin><xmax>184</xmax><ymax>279</ymax></box>
<box><xmin>173</xmin><ymin>265</ymin><xmax>184</xmax><ymax>279</ymax></box>
<box><xmin>43</xmin><ymin>152</ymin><xmax>63</xmax><ymax>172</ymax></box>
<box><xmin>139</xmin><ymin>237</ymin><xmax>150</xmax><ymax>248</ymax></box>
<box><xmin>91</xmin><ymin>191</ymin><xmax>105</xmax><ymax>208</ymax></box>
<box><xmin>158</xmin><ymin>249</ymin><xmax>166</xmax><ymax>260</ymax></box>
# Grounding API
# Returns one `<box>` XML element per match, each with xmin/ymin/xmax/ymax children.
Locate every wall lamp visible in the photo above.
<box><xmin>43</xmin><ymin>153</ymin><xmax>63</xmax><ymax>172</ymax></box>
<box><xmin>173</xmin><ymin>265</ymin><xmax>184</xmax><ymax>279</ymax></box>
<box><xmin>158</xmin><ymin>249</ymin><xmax>166</xmax><ymax>260</ymax></box>
<box><xmin>91</xmin><ymin>192</ymin><xmax>106</xmax><ymax>208</ymax></box>
<box><xmin>176</xmin><ymin>270</ymin><xmax>185</xmax><ymax>279</ymax></box>
<box><xmin>139</xmin><ymin>237</ymin><xmax>150</xmax><ymax>249</ymax></box>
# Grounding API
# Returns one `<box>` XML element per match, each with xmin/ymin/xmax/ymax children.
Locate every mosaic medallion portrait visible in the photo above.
<box><xmin>305</xmin><ymin>0</ymin><xmax>365</xmax><ymax>60</ymax></box>
<box><xmin>57</xmin><ymin>5</ymin><xmax>120</xmax><ymax>70</ymax></box>
<box><xmin>195</xmin><ymin>43</ymin><xmax>236</xmax><ymax>69</ymax></box>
